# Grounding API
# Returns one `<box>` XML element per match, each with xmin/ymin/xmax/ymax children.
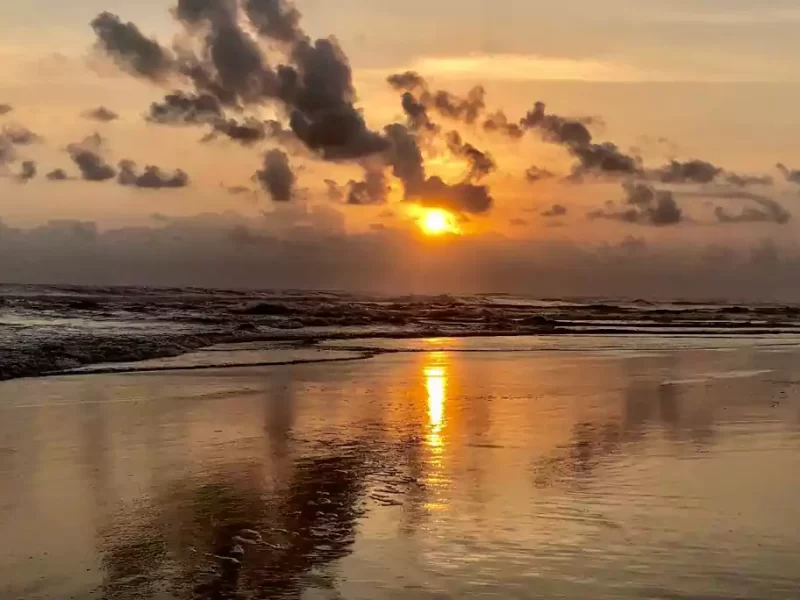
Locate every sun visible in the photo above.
<box><xmin>419</xmin><ymin>209</ymin><xmax>459</xmax><ymax>236</ymax></box>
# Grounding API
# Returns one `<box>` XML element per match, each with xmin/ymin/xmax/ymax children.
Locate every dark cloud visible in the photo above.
<box><xmin>118</xmin><ymin>159</ymin><xmax>189</xmax><ymax>189</ymax></box>
<box><xmin>384</xmin><ymin>124</ymin><xmax>493</xmax><ymax>214</ymax></box>
<box><xmin>243</xmin><ymin>0</ymin><xmax>303</xmax><ymax>43</ymax></box>
<box><xmin>46</xmin><ymin>169</ymin><xmax>69</xmax><ymax>181</ymax></box>
<box><xmin>445</xmin><ymin>131</ymin><xmax>495</xmax><ymax>182</ymax></box>
<box><xmin>91</xmin><ymin>12</ymin><xmax>175</xmax><ymax>80</ymax></box>
<box><xmin>345</xmin><ymin>168</ymin><xmax>388</xmax><ymax>205</ymax></box>
<box><xmin>19</xmin><ymin>161</ymin><xmax>36</xmax><ymax>182</ymax></box>
<box><xmin>525</xmin><ymin>165</ymin><xmax>555</xmax><ymax>183</ymax></box>
<box><xmin>652</xmin><ymin>159</ymin><xmax>722</xmax><ymax>184</ymax></box>
<box><xmin>387</xmin><ymin>71</ymin><xmax>427</xmax><ymax>93</ymax></box>
<box><xmin>67</xmin><ymin>134</ymin><xmax>116</xmax><ymax>182</ymax></box>
<box><xmin>571</xmin><ymin>142</ymin><xmax>640</xmax><ymax>177</ymax></box>
<box><xmin>714</xmin><ymin>196</ymin><xmax>790</xmax><ymax>225</ymax></box>
<box><xmin>0</xmin><ymin>104</ymin><xmax>13</xmax><ymax>116</ymax></box>
<box><xmin>147</xmin><ymin>91</ymin><xmax>224</xmax><ymax>124</ymax></box>
<box><xmin>209</xmin><ymin>117</ymin><xmax>275</xmax><ymax>145</ymax></box>
<box><xmin>2</xmin><ymin>125</ymin><xmax>41</xmax><ymax>145</ymax></box>
<box><xmin>414</xmin><ymin>177</ymin><xmax>493</xmax><ymax>214</ymax></box>
<box><xmin>542</xmin><ymin>204</ymin><xmax>567</xmax><ymax>218</ymax></box>
<box><xmin>482</xmin><ymin>111</ymin><xmax>524</xmax><ymax>139</ymax></box>
<box><xmin>510</xmin><ymin>218</ymin><xmax>528</xmax><ymax>226</ymax></box>
<box><xmin>777</xmin><ymin>163</ymin><xmax>800</xmax><ymax>185</ymax></box>
<box><xmin>383</xmin><ymin>123</ymin><xmax>426</xmax><ymax>191</ymax></box>
<box><xmin>279</xmin><ymin>38</ymin><xmax>388</xmax><ymax>159</ymax></box>
<box><xmin>255</xmin><ymin>148</ymin><xmax>295</xmax><ymax>201</ymax></box>
<box><xmin>430</xmin><ymin>87</ymin><xmax>485</xmax><ymax>124</ymax></box>
<box><xmin>519</xmin><ymin>102</ymin><xmax>640</xmax><ymax>177</ymax></box>
<box><xmin>521</xmin><ymin>102</ymin><xmax>592</xmax><ymax>147</ymax></box>
<box><xmin>590</xmin><ymin>182</ymin><xmax>682</xmax><ymax>226</ymax></box>
<box><xmin>401</xmin><ymin>92</ymin><xmax>437</xmax><ymax>132</ymax></box>
<box><xmin>83</xmin><ymin>106</ymin><xmax>120</xmax><ymax>122</ymax></box>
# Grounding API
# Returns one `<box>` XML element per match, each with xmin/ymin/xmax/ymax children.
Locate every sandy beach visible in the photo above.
<box><xmin>2</xmin><ymin>336</ymin><xmax>799</xmax><ymax>599</ymax></box>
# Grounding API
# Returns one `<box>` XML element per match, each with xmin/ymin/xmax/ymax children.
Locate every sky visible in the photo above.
<box><xmin>1</xmin><ymin>0</ymin><xmax>800</xmax><ymax>298</ymax></box>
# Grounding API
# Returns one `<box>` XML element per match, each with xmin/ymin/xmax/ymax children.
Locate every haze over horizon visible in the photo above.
<box><xmin>2</xmin><ymin>0</ymin><xmax>800</xmax><ymax>298</ymax></box>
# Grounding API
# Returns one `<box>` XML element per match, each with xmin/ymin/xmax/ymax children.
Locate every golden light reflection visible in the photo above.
<box><xmin>424</xmin><ymin>353</ymin><xmax>448</xmax><ymax>452</ymax></box>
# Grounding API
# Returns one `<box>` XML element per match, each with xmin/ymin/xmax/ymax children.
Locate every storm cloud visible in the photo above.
<box><xmin>0</xmin><ymin>104</ymin><xmax>12</xmax><ymax>116</ymax></box>
<box><xmin>255</xmin><ymin>148</ymin><xmax>295</xmax><ymax>201</ymax></box>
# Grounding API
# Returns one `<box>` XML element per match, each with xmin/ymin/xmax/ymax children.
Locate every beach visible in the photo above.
<box><xmin>2</xmin><ymin>336</ymin><xmax>799</xmax><ymax>599</ymax></box>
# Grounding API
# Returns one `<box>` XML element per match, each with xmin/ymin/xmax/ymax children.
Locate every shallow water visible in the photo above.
<box><xmin>1</xmin><ymin>338</ymin><xmax>800</xmax><ymax>599</ymax></box>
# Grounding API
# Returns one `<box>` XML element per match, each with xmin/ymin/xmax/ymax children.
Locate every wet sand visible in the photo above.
<box><xmin>1</xmin><ymin>337</ymin><xmax>800</xmax><ymax>599</ymax></box>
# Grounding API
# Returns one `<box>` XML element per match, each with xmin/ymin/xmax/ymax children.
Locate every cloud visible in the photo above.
<box><xmin>590</xmin><ymin>182</ymin><xmax>682</xmax><ymax>226</ymax></box>
<box><xmin>66</xmin><ymin>134</ymin><xmax>116</xmax><ymax>182</ymax></box>
<box><xmin>483</xmin><ymin>111</ymin><xmax>524</xmax><ymax>139</ymax></box>
<box><xmin>83</xmin><ymin>106</ymin><xmax>120</xmax><ymax>122</ymax></box>
<box><xmin>510</xmin><ymin>218</ymin><xmax>528</xmax><ymax>226</ymax></box>
<box><xmin>0</xmin><ymin>136</ymin><xmax>15</xmax><ymax>167</ymax></box>
<box><xmin>91</xmin><ymin>12</ymin><xmax>175</xmax><ymax>81</ymax></box>
<box><xmin>344</xmin><ymin>167</ymin><xmax>389</xmax><ymax>205</ymax></box>
<box><xmin>525</xmin><ymin>165</ymin><xmax>555</xmax><ymax>183</ymax></box>
<box><xmin>1</xmin><ymin>125</ymin><xmax>41</xmax><ymax>145</ymax></box>
<box><xmin>6</xmin><ymin>215</ymin><xmax>800</xmax><ymax>300</ymax></box>
<box><xmin>387</xmin><ymin>71</ymin><xmax>485</xmax><ymax>125</ymax></box>
<box><xmin>0</xmin><ymin>104</ymin><xmax>12</xmax><ymax>116</ymax></box>
<box><xmin>147</xmin><ymin>92</ymin><xmax>224</xmax><ymax>125</ymax></box>
<box><xmin>384</xmin><ymin>123</ymin><xmax>493</xmax><ymax>214</ymax></box>
<box><xmin>651</xmin><ymin>159</ymin><xmax>722</xmax><ymax>184</ymax></box>
<box><xmin>118</xmin><ymin>160</ymin><xmax>189</xmax><ymax>189</ymax></box>
<box><xmin>445</xmin><ymin>131</ymin><xmax>495</xmax><ymax>182</ymax></box>
<box><xmin>777</xmin><ymin>163</ymin><xmax>800</xmax><ymax>185</ymax></box>
<box><xmin>519</xmin><ymin>102</ymin><xmax>641</xmax><ymax>177</ymax></box>
<box><xmin>255</xmin><ymin>149</ymin><xmax>295</xmax><ymax>201</ymax></box>
<box><xmin>400</xmin><ymin>92</ymin><xmax>437</xmax><ymax>132</ymax></box>
<box><xmin>210</xmin><ymin>117</ymin><xmax>277</xmax><ymax>145</ymax></box>
<box><xmin>243</xmin><ymin>0</ymin><xmax>303</xmax><ymax>44</ymax></box>
<box><xmin>46</xmin><ymin>169</ymin><xmax>69</xmax><ymax>181</ymax></box>
<box><xmin>714</xmin><ymin>196</ymin><xmax>791</xmax><ymax>225</ymax></box>
<box><xmin>542</xmin><ymin>204</ymin><xmax>567</xmax><ymax>218</ymax></box>
<box><xmin>174</xmin><ymin>0</ymin><xmax>277</xmax><ymax>105</ymax></box>
<box><xmin>18</xmin><ymin>161</ymin><xmax>36</xmax><ymax>182</ymax></box>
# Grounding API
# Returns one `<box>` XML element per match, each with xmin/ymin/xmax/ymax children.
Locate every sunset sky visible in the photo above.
<box><xmin>1</xmin><ymin>0</ymin><xmax>800</xmax><ymax>297</ymax></box>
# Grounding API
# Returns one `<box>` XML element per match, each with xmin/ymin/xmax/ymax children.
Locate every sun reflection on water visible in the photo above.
<box><xmin>423</xmin><ymin>353</ymin><xmax>449</xmax><ymax>498</ymax></box>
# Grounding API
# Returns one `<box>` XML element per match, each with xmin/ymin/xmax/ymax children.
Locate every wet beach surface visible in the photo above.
<box><xmin>1</xmin><ymin>337</ymin><xmax>800</xmax><ymax>599</ymax></box>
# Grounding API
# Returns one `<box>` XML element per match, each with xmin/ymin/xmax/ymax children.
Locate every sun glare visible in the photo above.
<box><xmin>420</xmin><ymin>209</ymin><xmax>459</xmax><ymax>236</ymax></box>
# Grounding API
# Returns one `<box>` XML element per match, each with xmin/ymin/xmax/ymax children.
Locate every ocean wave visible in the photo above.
<box><xmin>3</xmin><ymin>284</ymin><xmax>800</xmax><ymax>381</ymax></box>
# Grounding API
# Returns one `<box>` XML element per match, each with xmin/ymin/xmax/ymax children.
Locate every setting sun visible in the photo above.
<box><xmin>419</xmin><ymin>209</ymin><xmax>460</xmax><ymax>236</ymax></box>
